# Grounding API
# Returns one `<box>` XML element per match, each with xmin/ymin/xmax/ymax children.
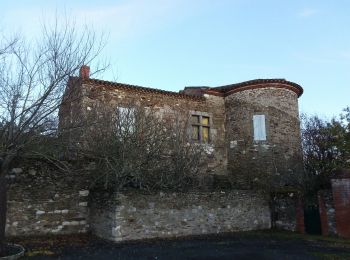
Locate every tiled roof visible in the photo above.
<box><xmin>76</xmin><ymin>77</ymin><xmax>303</xmax><ymax>99</ymax></box>
<box><xmin>80</xmin><ymin>77</ymin><xmax>205</xmax><ymax>101</ymax></box>
<box><xmin>209</xmin><ymin>79</ymin><xmax>303</xmax><ymax>97</ymax></box>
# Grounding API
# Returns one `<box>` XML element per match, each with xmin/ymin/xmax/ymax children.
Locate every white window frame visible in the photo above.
<box><xmin>253</xmin><ymin>114</ymin><xmax>267</xmax><ymax>141</ymax></box>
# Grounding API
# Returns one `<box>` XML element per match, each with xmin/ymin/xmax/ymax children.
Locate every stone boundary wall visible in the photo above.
<box><xmin>331</xmin><ymin>177</ymin><xmax>350</xmax><ymax>238</ymax></box>
<box><xmin>5</xmin><ymin>167</ymin><xmax>90</xmax><ymax>236</ymax></box>
<box><xmin>273</xmin><ymin>193</ymin><xmax>298</xmax><ymax>231</ymax></box>
<box><xmin>5</xmin><ymin>165</ymin><xmax>307</xmax><ymax>239</ymax></box>
<box><xmin>317</xmin><ymin>171</ymin><xmax>350</xmax><ymax>238</ymax></box>
<box><xmin>318</xmin><ymin>190</ymin><xmax>337</xmax><ymax>236</ymax></box>
<box><xmin>89</xmin><ymin>190</ymin><xmax>271</xmax><ymax>242</ymax></box>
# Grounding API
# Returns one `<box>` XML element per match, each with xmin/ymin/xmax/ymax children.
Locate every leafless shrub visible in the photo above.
<box><xmin>0</xmin><ymin>17</ymin><xmax>107</xmax><ymax>254</ymax></box>
<box><xmin>82</xmin><ymin>103</ymin><xmax>204</xmax><ymax>192</ymax></box>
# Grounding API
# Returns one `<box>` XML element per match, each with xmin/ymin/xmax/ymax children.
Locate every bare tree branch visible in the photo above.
<box><xmin>0</xmin><ymin>16</ymin><xmax>108</xmax><ymax>254</ymax></box>
<box><xmin>81</xmin><ymin>102</ymin><xmax>204</xmax><ymax>192</ymax></box>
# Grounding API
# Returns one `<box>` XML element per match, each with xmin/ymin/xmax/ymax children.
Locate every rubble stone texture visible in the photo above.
<box><xmin>6</xmin><ymin>166</ymin><xmax>90</xmax><ymax>236</ymax></box>
<box><xmin>318</xmin><ymin>190</ymin><xmax>337</xmax><ymax>236</ymax></box>
<box><xmin>225</xmin><ymin>87</ymin><xmax>303</xmax><ymax>188</ymax></box>
<box><xmin>331</xmin><ymin>177</ymin><xmax>350</xmax><ymax>238</ymax></box>
<box><xmin>89</xmin><ymin>191</ymin><xmax>271</xmax><ymax>242</ymax></box>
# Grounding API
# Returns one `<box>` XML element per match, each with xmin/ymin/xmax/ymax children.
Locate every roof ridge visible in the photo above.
<box><xmin>72</xmin><ymin>77</ymin><xmax>303</xmax><ymax>99</ymax></box>
<box><xmin>209</xmin><ymin>78</ymin><xmax>303</xmax><ymax>97</ymax></box>
<box><xmin>80</xmin><ymin>77</ymin><xmax>205</xmax><ymax>101</ymax></box>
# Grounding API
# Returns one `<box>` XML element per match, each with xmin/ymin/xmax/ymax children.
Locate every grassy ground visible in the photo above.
<box><xmin>244</xmin><ymin>230</ymin><xmax>350</xmax><ymax>247</ymax></box>
<box><xmin>242</xmin><ymin>230</ymin><xmax>350</xmax><ymax>259</ymax></box>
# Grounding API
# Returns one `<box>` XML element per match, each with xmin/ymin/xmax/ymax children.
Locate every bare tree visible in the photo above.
<box><xmin>0</xmin><ymin>19</ymin><xmax>107</xmax><ymax>255</ymax></box>
<box><xmin>82</xmin><ymin>103</ymin><xmax>204</xmax><ymax>192</ymax></box>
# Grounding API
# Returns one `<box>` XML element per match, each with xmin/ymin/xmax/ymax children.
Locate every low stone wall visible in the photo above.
<box><xmin>89</xmin><ymin>190</ymin><xmax>271</xmax><ymax>242</ymax></box>
<box><xmin>5</xmin><ymin>166</ymin><xmax>90</xmax><ymax>236</ymax></box>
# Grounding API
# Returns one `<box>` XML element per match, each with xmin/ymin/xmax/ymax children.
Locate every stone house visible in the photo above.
<box><xmin>59</xmin><ymin>65</ymin><xmax>304</xmax><ymax>188</ymax></box>
<box><xmin>5</xmin><ymin>65</ymin><xmax>305</xmax><ymax>240</ymax></box>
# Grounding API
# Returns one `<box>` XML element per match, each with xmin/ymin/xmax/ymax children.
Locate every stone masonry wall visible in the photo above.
<box><xmin>225</xmin><ymin>87</ymin><xmax>303</xmax><ymax>188</ymax></box>
<box><xmin>64</xmin><ymin>81</ymin><xmax>227</xmax><ymax>176</ymax></box>
<box><xmin>273</xmin><ymin>193</ymin><xmax>298</xmax><ymax>231</ymax></box>
<box><xmin>89</xmin><ymin>190</ymin><xmax>271</xmax><ymax>242</ymax></box>
<box><xmin>318</xmin><ymin>190</ymin><xmax>337</xmax><ymax>236</ymax></box>
<box><xmin>331</xmin><ymin>178</ymin><xmax>350</xmax><ymax>238</ymax></box>
<box><xmin>5</xmin><ymin>165</ymin><xmax>90</xmax><ymax>236</ymax></box>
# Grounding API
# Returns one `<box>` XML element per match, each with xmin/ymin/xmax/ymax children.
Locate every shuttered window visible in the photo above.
<box><xmin>253</xmin><ymin>115</ymin><xmax>266</xmax><ymax>141</ymax></box>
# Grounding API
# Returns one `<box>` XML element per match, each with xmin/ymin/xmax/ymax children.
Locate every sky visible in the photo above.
<box><xmin>1</xmin><ymin>0</ymin><xmax>349</xmax><ymax>119</ymax></box>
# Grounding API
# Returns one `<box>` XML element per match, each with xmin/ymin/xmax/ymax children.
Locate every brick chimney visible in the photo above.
<box><xmin>79</xmin><ymin>65</ymin><xmax>90</xmax><ymax>80</ymax></box>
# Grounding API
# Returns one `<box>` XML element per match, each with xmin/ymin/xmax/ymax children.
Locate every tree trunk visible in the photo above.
<box><xmin>0</xmin><ymin>152</ymin><xmax>16</xmax><ymax>256</ymax></box>
<box><xmin>0</xmin><ymin>171</ymin><xmax>7</xmax><ymax>256</ymax></box>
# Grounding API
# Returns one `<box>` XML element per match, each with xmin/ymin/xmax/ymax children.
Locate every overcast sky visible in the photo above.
<box><xmin>1</xmin><ymin>0</ymin><xmax>349</xmax><ymax>119</ymax></box>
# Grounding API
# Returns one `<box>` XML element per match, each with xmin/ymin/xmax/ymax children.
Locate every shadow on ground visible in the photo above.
<box><xmin>10</xmin><ymin>231</ymin><xmax>350</xmax><ymax>260</ymax></box>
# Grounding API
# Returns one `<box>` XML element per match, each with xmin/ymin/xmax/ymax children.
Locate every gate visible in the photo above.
<box><xmin>304</xmin><ymin>206</ymin><xmax>322</xmax><ymax>235</ymax></box>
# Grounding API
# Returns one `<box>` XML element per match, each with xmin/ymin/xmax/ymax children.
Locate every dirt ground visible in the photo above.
<box><xmin>9</xmin><ymin>230</ymin><xmax>350</xmax><ymax>259</ymax></box>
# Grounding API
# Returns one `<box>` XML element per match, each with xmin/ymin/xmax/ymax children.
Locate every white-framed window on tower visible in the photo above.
<box><xmin>253</xmin><ymin>114</ymin><xmax>267</xmax><ymax>141</ymax></box>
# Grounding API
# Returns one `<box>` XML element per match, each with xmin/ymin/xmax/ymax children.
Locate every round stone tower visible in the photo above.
<box><xmin>222</xmin><ymin>79</ymin><xmax>303</xmax><ymax>189</ymax></box>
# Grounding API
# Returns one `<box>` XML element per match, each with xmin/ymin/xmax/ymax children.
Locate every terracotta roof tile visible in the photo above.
<box><xmin>74</xmin><ymin>77</ymin><xmax>303</xmax><ymax>99</ymax></box>
<box><xmin>80</xmin><ymin>77</ymin><xmax>205</xmax><ymax>101</ymax></box>
<box><xmin>209</xmin><ymin>79</ymin><xmax>303</xmax><ymax>97</ymax></box>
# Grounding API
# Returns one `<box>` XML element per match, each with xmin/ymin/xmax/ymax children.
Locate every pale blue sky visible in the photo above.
<box><xmin>1</xmin><ymin>0</ymin><xmax>349</xmax><ymax>118</ymax></box>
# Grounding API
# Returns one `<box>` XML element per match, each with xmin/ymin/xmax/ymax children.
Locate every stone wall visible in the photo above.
<box><xmin>202</xmin><ymin>94</ymin><xmax>227</xmax><ymax>175</ymax></box>
<box><xmin>273</xmin><ymin>193</ymin><xmax>299</xmax><ymax>231</ymax></box>
<box><xmin>331</xmin><ymin>177</ymin><xmax>350</xmax><ymax>238</ymax></box>
<box><xmin>5</xmin><ymin>165</ymin><xmax>90</xmax><ymax>236</ymax></box>
<box><xmin>6</xmin><ymin>165</ymin><xmax>308</xmax><ymax>240</ymax></box>
<box><xmin>59</xmin><ymin>77</ymin><xmax>304</xmax><ymax>184</ymax></box>
<box><xmin>224</xmin><ymin>87</ymin><xmax>303</xmax><ymax>188</ymax></box>
<box><xmin>318</xmin><ymin>190</ymin><xmax>337</xmax><ymax>236</ymax></box>
<box><xmin>59</xmin><ymin>79</ymin><xmax>227</xmax><ymax>177</ymax></box>
<box><xmin>89</xmin><ymin>190</ymin><xmax>271</xmax><ymax>242</ymax></box>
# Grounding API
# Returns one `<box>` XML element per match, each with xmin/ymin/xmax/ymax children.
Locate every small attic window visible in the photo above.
<box><xmin>253</xmin><ymin>115</ymin><xmax>266</xmax><ymax>141</ymax></box>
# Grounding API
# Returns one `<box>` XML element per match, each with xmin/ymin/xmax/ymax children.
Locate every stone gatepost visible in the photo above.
<box><xmin>331</xmin><ymin>169</ymin><xmax>350</xmax><ymax>238</ymax></box>
<box><xmin>295</xmin><ymin>198</ymin><xmax>305</xmax><ymax>234</ymax></box>
<box><xmin>318</xmin><ymin>190</ymin><xmax>336</xmax><ymax>236</ymax></box>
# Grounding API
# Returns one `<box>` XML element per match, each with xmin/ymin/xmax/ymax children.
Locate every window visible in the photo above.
<box><xmin>116</xmin><ymin>106</ymin><xmax>135</xmax><ymax>134</ymax></box>
<box><xmin>253</xmin><ymin>114</ymin><xmax>266</xmax><ymax>141</ymax></box>
<box><xmin>191</xmin><ymin>114</ymin><xmax>210</xmax><ymax>143</ymax></box>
